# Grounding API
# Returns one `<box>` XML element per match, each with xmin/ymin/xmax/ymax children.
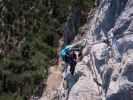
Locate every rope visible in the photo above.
<box><xmin>84</xmin><ymin>39</ymin><xmax>111</xmax><ymax>95</ymax></box>
<box><xmin>82</xmin><ymin>39</ymin><xmax>103</xmax><ymax>94</ymax></box>
<box><xmin>90</xmin><ymin>51</ymin><xmax>102</xmax><ymax>95</ymax></box>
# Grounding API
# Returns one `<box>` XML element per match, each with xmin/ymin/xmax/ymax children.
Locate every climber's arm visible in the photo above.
<box><xmin>71</xmin><ymin>48</ymin><xmax>80</xmax><ymax>51</ymax></box>
<box><xmin>71</xmin><ymin>39</ymin><xmax>87</xmax><ymax>48</ymax></box>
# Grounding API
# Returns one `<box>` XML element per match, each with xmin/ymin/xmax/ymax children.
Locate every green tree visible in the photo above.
<box><xmin>0</xmin><ymin>0</ymin><xmax>95</xmax><ymax>99</ymax></box>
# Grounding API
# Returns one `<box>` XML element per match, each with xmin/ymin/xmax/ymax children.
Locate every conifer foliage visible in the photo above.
<box><xmin>0</xmin><ymin>0</ymin><xmax>95</xmax><ymax>99</ymax></box>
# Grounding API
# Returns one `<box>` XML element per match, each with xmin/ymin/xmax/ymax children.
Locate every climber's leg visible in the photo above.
<box><xmin>70</xmin><ymin>60</ymin><xmax>76</xmax><ymax>75</ymax></box>
<box><xmin>70</xmin><ymin>65</ymin><xmax>75</xmax><ymax>75</ymax></box>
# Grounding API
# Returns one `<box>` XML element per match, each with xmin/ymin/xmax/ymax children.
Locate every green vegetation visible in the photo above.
<box><xmin>0</xmin><ymin>0</ymin><xmax>95</xmax><ymax>99</ymax></box>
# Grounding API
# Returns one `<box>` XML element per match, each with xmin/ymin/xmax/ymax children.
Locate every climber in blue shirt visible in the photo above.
<box><xmin>60</xmin><ymin>45</ymin><xmax>80</xmax><ymax>75</ymax></box>
<box><xmin>60</xmin><ymin>39</ymin><xmax>87</xmax><ymax>78</ymax></box>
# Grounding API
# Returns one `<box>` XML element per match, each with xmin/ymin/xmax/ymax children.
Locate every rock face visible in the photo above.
<box><xmin>63</xmin><ymin>6</ymin><xmax>81</xmax><ymax>45</ymax></box>
<box><xmin>68</xmin><ymin>0</ymin><xmax>133</xmax><ymax>100</ymax></box>
<box><xmin>40</xmin><ymin>0</ymin><xmax>133</xmax><ymax>100</ymax></box>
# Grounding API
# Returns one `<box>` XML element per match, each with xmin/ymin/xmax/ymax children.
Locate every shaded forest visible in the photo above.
<box><xmin>0</xmin><ymin>0</ymin><xmax>95</xmax><ymax>99</ymax></box>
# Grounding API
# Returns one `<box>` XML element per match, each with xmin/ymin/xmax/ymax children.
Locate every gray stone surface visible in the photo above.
<box><xmin>41</xmin><ymin>0</ymin><xmax>133</xmax><ymax>100</ymax></box>
<box><xmin>68</xmin><ymin>0</ymin><xmax>133</xmax><ymax>100</ymax></box>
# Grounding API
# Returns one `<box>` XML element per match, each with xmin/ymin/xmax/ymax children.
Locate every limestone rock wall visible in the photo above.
<box><xmin>68</xmin><ymin>0</ymin><xmax>133</xmax><ymax>100</ymax></box>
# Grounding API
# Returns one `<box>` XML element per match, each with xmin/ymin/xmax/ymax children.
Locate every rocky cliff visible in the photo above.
<box><xmin>68</xmin><ymin>0</ymin><xmax>133</xmax><ymax>100</ymax></box>
<box><xmin>40</xmin><ymin>0</ymin><xmax>133</xmax><ymax>100</ymax></box>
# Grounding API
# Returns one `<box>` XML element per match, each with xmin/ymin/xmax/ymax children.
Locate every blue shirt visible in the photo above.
<box><xmin>60</xmin><ymin>45</ymin><xmax>73</xmax><ymax>61</ymax></box>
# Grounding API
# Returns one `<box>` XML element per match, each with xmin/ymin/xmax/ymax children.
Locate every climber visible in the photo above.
<box><xmin>60</xmin><ymin>39</ymin><xmax>87</xmax><ymax>77</ymax></box>
<box><xmin>60</xmin><ymin>45</ymin><xmax>79</xmax><ymax>76</ymax></box>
